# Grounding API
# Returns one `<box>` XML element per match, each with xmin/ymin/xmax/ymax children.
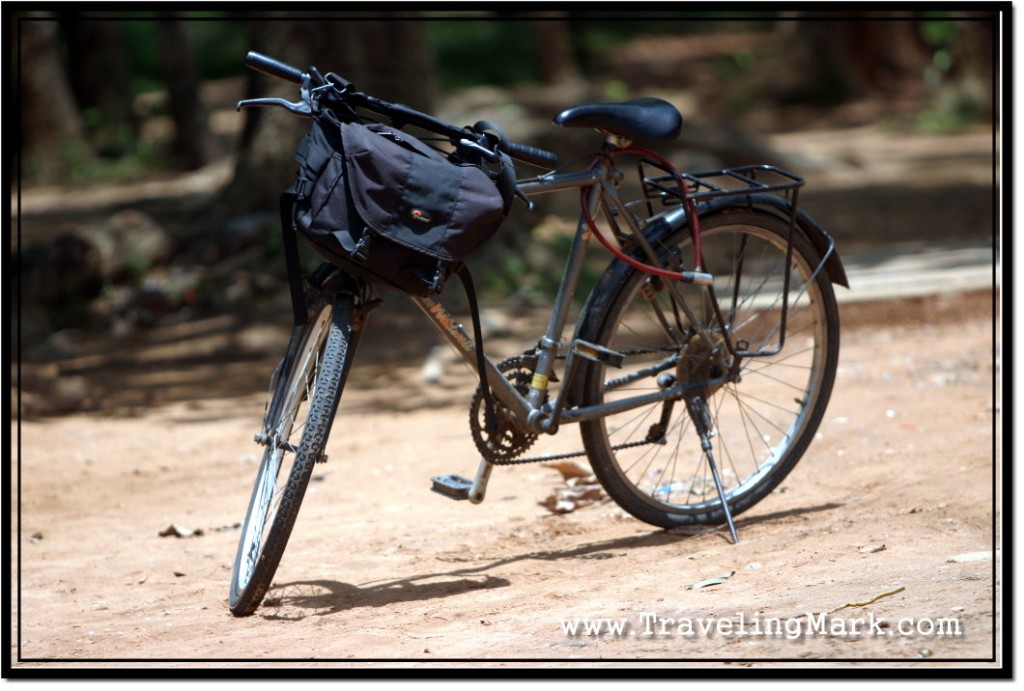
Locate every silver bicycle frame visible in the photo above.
<box><xmin>409</xmin><ymin>161</ymin><xmax>698</xmax><ymax>436</ymax></box>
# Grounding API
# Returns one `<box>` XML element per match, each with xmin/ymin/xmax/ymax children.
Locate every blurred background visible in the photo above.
<box><xmin>12</xmin><ymin>9</ymin><xmax>1000</xmax><ymax>416</ymax></box>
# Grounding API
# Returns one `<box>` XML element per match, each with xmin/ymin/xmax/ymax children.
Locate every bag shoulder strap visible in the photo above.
<box><xmin>456</xmin><ymin>264</ymin><xmax>497</xmax><ymax>434</ymax></box>
<box><xmin>279</xmin><ymin>193</ymin><xmax>309</xmax><ymax>327</ymax></box>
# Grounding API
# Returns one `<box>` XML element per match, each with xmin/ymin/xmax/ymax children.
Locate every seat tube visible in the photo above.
<box><xmin>527</xmin><ymin>181</ymin><xmax>603</xmax><ymax>410</ymax></box>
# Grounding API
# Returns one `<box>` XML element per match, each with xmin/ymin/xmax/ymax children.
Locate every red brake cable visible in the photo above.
<box><xmin>580</xmin><ymin>146</ymin><xmax>703</xmax><ymax>279</ymax></box>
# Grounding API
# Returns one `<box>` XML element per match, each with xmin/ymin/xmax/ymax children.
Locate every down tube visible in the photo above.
<box><xmin>410</xmin><ymin>295</ymin><xmax>532</xmax><ymax>422</ymax></box>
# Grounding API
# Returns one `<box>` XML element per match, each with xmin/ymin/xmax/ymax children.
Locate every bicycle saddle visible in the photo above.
<box><xmin>553</xmin><ymin>97</ymin><xmax>683</xmax><ymax>145</ymax></box>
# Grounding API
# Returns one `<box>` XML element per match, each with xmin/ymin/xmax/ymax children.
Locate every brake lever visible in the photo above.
<box><xmin>456</xmin><ymin>138</ymin><xmax>498</xmax><ymax>161</ymax></box>
<box><xmin>236</xmin><ymin>97</ymin><xmax>311</xmax><ymax>117</ymax></box>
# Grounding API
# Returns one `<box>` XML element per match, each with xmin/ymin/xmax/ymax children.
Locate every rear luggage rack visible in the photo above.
<box><xmin>640</xmin><ymin>163</ymin><xmax>805</xmax><ymax>208</ymax></box>
<box><xmin>617</xmin><ymin>160</ymin><xmax>816</xmax><ymax>361</ymax></box>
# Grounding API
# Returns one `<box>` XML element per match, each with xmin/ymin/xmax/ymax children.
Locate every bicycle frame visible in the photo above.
<box><xmin>232</xmin><ymin>50</ymin><xmax>851</xmax><ymax>613</ymax></box>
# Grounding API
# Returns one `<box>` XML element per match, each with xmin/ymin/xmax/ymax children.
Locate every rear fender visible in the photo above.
<box><xmin>695</xmin><ymin>193</ymin><xmax>849</xmax><ymax>288</ymax></box>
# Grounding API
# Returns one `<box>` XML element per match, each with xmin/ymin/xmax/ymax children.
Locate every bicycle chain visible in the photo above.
<box><xmin>485</xmin><ymin>437</ymin><xmax>657</xmax><ymax>466</ymax></box>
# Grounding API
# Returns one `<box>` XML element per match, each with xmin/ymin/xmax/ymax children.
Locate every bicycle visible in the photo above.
<box><xmin>228</xmin><ymin>51</ymin><xmax>848</xmax><ymax>616</ymax></box>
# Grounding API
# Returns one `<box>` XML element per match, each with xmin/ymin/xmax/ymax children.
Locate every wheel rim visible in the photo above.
<box><xmin>233</xmin><ymin>305</ymin><xmax>333</xmax><ymax>594</ymax></box>
<box><xmin>594</xmin><ymin>222</ymin><xmax>832</xmax><ymax>516</ymax></box>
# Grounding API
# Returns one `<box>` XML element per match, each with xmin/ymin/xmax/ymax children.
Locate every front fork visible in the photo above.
<box><xmin>260</xmin><ymin>267</ymin><xmax>377</xmax><ymax>441</ymax></box>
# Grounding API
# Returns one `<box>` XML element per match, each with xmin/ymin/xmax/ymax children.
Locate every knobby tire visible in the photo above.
<box><xmin>228</xmin><ymin>295</ymin><xmax>356</xmax><ymax>616</ymax></box>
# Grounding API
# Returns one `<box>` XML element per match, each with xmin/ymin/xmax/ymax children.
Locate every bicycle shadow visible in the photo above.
<box><xmin>260</xmin><ymin>574</ymin><xmax>512</xmax><ymax>620</ymax></box>
<box><xmin>261</xmin><ymin>500</ymin><xmax>841</xmax><ymax>620</ymax></box>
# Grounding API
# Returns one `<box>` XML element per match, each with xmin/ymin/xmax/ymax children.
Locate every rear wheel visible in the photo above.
<box><xmin>579</xmin><ymin>210</ymin><xmax>840</xmax><ymax>528</ymax></box>
<box><xmin>228</xmin><ymin>294</ymin><xmax>357</xmax><ymax>615</ymax></box>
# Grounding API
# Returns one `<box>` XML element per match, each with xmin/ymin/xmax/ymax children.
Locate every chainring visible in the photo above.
<box><xmin>469</xmin><ymin>355</ymin><xmax>539</xmax><ymax>463</ymax></box>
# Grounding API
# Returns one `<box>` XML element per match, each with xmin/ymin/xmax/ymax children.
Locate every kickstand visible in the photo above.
<box><xmin>687</xmin><ymin>396</ymin><xmax>740</xmax><ymax>544</ymax></box>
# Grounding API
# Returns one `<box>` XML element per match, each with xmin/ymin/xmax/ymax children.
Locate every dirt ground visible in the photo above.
<box><xmin>9</xmin><ymin>284</ymin><xmax>1002</xmax><ymax>672</ymax></box>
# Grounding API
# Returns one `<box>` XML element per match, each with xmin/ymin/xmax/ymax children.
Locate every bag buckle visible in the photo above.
<box><xmin>352</xmin><ymin>231</ymin><xmax>371</xmax><ymax>263</ymax></box>
<box><xmin>429</xmin><ymin>261</ymin><xmax>446</xmax><ymax>294</ymax></box>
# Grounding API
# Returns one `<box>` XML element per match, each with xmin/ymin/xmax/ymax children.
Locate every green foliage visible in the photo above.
<box><xmin>475</xmin><ymin>220</ymin><xmax>606</xmax><ymax>306</ymax></box>
<box><xmin>46</xmin><ymin>293</ymin><xmax>92</xmax><ymax>330</ymax></box>
<box><xmin>121</xmin><ymin>256</ymin><xmax>152</xmax><ymax>283</ymax></box>
<box><xmin>917</xmin><ymin>82</ymin><xmax>987</xmax><ymax>133</ymax></box>
<box><xmin>602</xmin><ymin>81</ymin><xmax>631</xmax><ymax>102</ymax></box>
<box><xmin>427</xmin><ymin>21</ymin><xmax>541</xmax><ymax>88</ymax></box>
<box><xmin>915</xmin><ymin>17</ymin><xmax>988</xmax><ymax>132</ymax></box>
<box><xmin>919</xmin><ymin>18</ymin><xmax>957</xmax><ymax>49</ymax></box>
<box><xmin>118</xmin><ymin>20</ymin><xmax>163</xmax><ymax>92</ymax></box>
<box><xmin>570</xmin><ymin>14</ymin><xmax>773</xmax><ymax>53</ymax></box>
<box><xmin>264</xmin><ymin>227</ymin><xmax>286</xmax><ymax>263</ymax></box>
<box><xmin>118</xmin><ymin>17</ymin><xmax>248</xmax><ymax>88</ymax></box>
<box><xmin>716</xmin><ymin>50</ymin><xmax>759</xmax><ymax>114</ymax></box>
<box><xmin>802</xmin><ymin>66</ymin><xmax>856</xmax><ymax>107</ymax></box>
<box><xmin>920</xmin><ymin>18</ymin><xmax>958</xmax><ymax>92</ymax></box>
<box><xmin>186</xmin><ymin>18</ymin><xmax>248</xmax><ymax>79</ymax></box>
<box><xmin>425</xmin><ymin>14</ymin><xmax>776</xmax><ymax>88</ymax></box>
<box><xmin>80</xmin><ymin>107</ymin><xmax>138</xmax><ymax>158</ymax></box>
<box><xmin>58</xmin><ymin>136</ymin><xmax>166</xmax><ymax>185</ymax></box>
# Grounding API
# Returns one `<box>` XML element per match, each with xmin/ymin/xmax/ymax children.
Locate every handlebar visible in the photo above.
<box><xmin>504</xmin><ymin>141</ymin><xmax>558</xmax><ymax>168</ymax></box>
<box><xmin>242</xmin><ymin>50</ymin><xmax>558</xmax><ymax>168</ymax></box>
<box><xmin>245</xmin><ymin>51</ymin><xmax>304</xmax><ymax>85</ymax></box>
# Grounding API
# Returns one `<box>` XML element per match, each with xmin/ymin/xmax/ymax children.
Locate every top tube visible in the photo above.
<box><xmin>516</xmin><ymin>167</ymin><xmax>605</xmax><ymax>196</ymax></box>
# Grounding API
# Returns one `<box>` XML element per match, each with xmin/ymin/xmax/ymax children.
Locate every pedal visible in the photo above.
<box><xmin>572</xmin><ymin>339</ymin><xmax>625</xmax><ymax>368</ymax></box>
<box><xmin>430</xmin><ymin>474</ymin><xmax>474</xmax><ymax>500</ymax></box>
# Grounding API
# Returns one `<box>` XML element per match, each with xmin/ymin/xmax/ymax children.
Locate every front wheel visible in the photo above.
<box><xmin>228</xmin><ymin>294</ymin><xmax>357</xmax><ymax>616</ymax></box>
<box><xmin>578</xmin><ymin>210</ymin><xmax>840</xmax><ymax>528</ymax></box>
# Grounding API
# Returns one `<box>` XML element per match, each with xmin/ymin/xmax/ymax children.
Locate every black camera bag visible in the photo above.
<box><xmin>288</xmin><ymin>112</ymin><xmax>514</xmax><ymax>297</ymax></box>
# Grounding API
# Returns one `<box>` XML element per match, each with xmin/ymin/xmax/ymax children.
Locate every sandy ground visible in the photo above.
<box><xmin>9</xmin><ymin>284</ymin><xmax>1002</xmax><ymax>672</ymax></box>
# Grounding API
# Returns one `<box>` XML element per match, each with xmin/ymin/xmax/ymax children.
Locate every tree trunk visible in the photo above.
<box><xmin>158</xmin><ymin>18</ymin><xmax>215</xmax><ymax>170</ymax></box>
<box><xmin>531</xmin><ymin>13</ymin><xmax>580</xmax><ymax>85</ymax></box>
<box><xmin>838</xmin><ymin>15</ymin><xmax>933</xmax><ymax>95</ymax></box>
<box><xmin>17</xmin><ymin>13</ymin><xmax>89</xmax><ymax>180</ymax></box>
<box><xmin>59</xmin><ymin>15</ymin><xmax>137</xmax><ymax>157</ymax></box>
<box><xmin>219</xmin><ymin>17</ymin><xmax>316</xmax><ymax>217</ymax></box>
<box><xmin>769</xmin><ymin>15</ymin><xmax>933</xmax><ymax>105</ymax></box>
<box><xmin>337</xmin><ymin>15</ymin><xmax>438</xmax><ymax>111</ymax></box>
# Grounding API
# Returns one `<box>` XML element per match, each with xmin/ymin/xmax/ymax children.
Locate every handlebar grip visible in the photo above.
<box><xmin>245</xmin><ymin>51</ymin><xmax>304</xmax><ymax>84</ymax></box>
<box><xmin>504</xmin><ymin>141</ymin><xmax>559</xmax><ymax>168</ymax></box>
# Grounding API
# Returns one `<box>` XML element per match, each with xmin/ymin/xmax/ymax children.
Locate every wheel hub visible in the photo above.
<box><xmin>677</xmin><ymin>330</ymin><xmax>733</xmax><ymax>396</ymax></box>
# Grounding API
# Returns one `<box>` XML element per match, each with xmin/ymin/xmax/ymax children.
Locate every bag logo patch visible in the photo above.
<box><xmin>410</xmin><ymin>209</ymin><xmax>432</xmax><ymax>224</ymax></box>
